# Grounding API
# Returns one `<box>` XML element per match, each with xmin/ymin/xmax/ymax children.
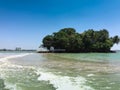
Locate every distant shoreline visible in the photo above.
<box><xmin>37</xmin><ymin>50</ymin><xmax>117</xmax><ymax>53</ymax></box>
<box><xmin>0</xmin><ymin>50</ymin><xmax>36</xmax><ymax>52</ymax></box>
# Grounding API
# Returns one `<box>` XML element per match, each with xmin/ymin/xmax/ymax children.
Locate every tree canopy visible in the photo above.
<box><xmin>42</xmin><ymin>28</ymin><xmax>120</xmax><ymax>52</ymax></box>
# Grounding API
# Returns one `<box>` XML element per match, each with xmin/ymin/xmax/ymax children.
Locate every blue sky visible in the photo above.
<box><xmin>0</xmin><ymin>0</ymin><xmax>120</xmax><ymax>49</ymax></box>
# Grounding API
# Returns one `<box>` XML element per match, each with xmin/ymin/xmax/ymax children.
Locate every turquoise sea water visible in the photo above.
<box><xmin>0</xmin><ymin>51</ymin><xmax>120</xmax><ymax>90</ymax></box>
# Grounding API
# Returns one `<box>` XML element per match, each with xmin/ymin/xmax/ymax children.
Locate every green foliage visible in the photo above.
<box><xmin>112</xmin><ymin>35</ymin><xmax>120</xmax><ymax>44</ymax></box>
<box><xmin>42</xmin><ymin>35</ymin><xmax>54</xmax><ymax>49</ymax></box>
<box><xmin>42</xmin><ymin>28</ymin><xmax>120</xmax><ymax>52</ymax></box>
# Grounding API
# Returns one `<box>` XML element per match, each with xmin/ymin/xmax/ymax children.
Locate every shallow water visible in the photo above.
<box><xmin>0</xmin><ymin>51</ymin><xmax>120</xmax><ymax>90</ymax></box>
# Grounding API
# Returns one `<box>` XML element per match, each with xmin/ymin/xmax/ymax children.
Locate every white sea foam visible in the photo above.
<box><xmin>0</xmin><ymin>53</ymin><xmax>94</xmax><ymax>90</ymax></box>
<box><xmin>3</xmin><ymin>82</ymin><xmax>23</xmax><ymax>90</ymax></box>
<box><xmin>4</xmin><ymin>83</ymin><xmax>17</xmax><ymax>90</ymax></box>
<box><xmin>0</xmin><ymin>53</ymin><xmax>32</xmax><ymax>62</ymax></box>
<box><xmin>36</xmin><ymin>70</ymin><xmax>94</xmax><ymax>90</ymax></box>
<box><xmin>87</xmin><ymin>74</ymin><xmax>95</xmax><ymax>77</ymax></box>
<box><xmin>0</xmin><ymin>53</ymin><xmax>33</xmax><ymax>90</ymax></box>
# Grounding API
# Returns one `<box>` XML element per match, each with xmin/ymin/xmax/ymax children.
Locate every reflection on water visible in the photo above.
<box><xmin>0</xmin><ymin>51</ymin><xmax>120</xmax><ymax>90</ymax></box>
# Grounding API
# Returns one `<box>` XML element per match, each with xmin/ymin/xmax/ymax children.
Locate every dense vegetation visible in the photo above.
<box><xmin>42</xmin><ymin>28</ymin><xmax>120</xmax><ymax>52</ymax></box>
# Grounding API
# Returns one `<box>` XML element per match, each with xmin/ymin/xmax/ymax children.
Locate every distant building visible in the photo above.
<box><xmin>15</xmin><ymin>47</ymin><xmax>21</xmax><ymax>51</ymax></box>
<box><xmin>50</xmin><ymin>46</ymin><xmax>54</xmax><ymax>52</ymax></box>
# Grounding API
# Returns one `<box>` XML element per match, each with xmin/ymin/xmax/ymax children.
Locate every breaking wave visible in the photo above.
<box><xmin>0</xmin><ymin>53</ymin><xmax>32</xmax><ymax>62</ymax></box>
<box><xmin>36</xmin><ymin>69</ymin><xmax>94</xmax><ymax>90</ymax></box>
<box><xmin>0</xmin><ymin>53</ymin><xmax>94</xmax><ymax>90</ymax></box>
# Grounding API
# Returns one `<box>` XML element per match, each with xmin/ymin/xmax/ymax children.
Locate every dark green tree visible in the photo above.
<box><xmin>112</xmin><ymin>35</ymin><xmax>120</xmax><ymax>44</ymax></box>
<box><xmin>42</xmin><ymin>28</ymin><xmax>120</xmax><ymax>52</ymax></box>
<box><xmin>42</xmin><ymin>35</ymin><xmax>54</xmax><ymax>49</ymax></box>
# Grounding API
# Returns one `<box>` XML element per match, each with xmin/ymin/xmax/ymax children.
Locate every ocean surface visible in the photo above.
<box><xmin>0</xmin><ymin>51</ymin><xmax>120</xmax><ymax>90</ymax></box>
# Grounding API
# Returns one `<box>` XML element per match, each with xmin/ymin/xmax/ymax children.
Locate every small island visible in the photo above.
<box><xmin>41</xmin><ymin>28</ymin><xmax>120</xmax><ymax>53</ymax></box>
